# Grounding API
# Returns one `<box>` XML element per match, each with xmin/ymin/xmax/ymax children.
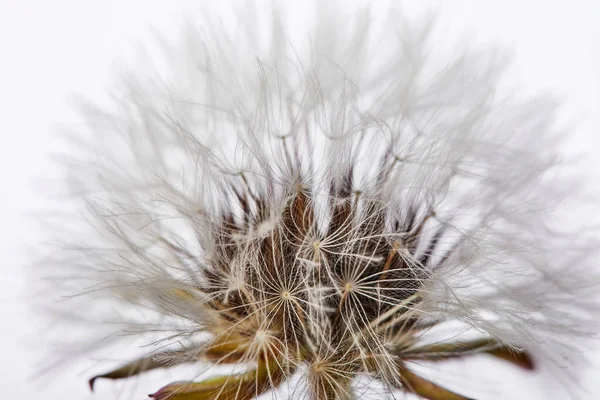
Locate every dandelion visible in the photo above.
<box><xmin>45</xmin><ymin>3</ymin><xmax>599</xmax><ymax>400</ymax></box>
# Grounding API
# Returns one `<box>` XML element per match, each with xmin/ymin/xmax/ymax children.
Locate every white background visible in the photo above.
<box><xmin>1</xmin><ymin>0</ymin><xmax>599</xmax><ymax>399</ymax></box>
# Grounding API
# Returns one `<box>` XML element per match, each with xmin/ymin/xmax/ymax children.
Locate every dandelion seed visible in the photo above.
<box><xmin>43</xmin><ymin>3</ymin><xmax>600</xmax><ymax>400</ymax></box>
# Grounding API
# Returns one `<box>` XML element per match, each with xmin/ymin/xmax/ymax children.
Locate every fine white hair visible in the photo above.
<box><xmin>40</xmin><ymin>2</ymin><xmax>599</xmax><ymax>400</ymax></box>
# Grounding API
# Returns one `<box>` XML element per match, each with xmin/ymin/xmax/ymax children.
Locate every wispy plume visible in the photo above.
<box><xmin>41</xmin><ymin>3</ymin><xmax>599</xmax><ymax>399</ymax></box>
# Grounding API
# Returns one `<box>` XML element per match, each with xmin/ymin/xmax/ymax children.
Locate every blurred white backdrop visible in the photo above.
<box><xmin>1</xmin><ymin>0</ymin><xmax>599</xmax><ymax>399</ymax></box>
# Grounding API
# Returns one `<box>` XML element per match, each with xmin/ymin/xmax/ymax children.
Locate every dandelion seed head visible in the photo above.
<box><xmin>40</xmin><ymin>2</ymin><xmax>600</xmax><ymax>400</ymax></box>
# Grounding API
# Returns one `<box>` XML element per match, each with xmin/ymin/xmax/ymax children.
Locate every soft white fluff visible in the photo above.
<box><xmin>43</xmin><ymin>3</ymin><xmax>599</xmax><ymax>399</ymax></box>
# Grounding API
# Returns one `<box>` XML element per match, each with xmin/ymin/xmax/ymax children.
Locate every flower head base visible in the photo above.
<box><xmin>47</xmin><ymin>3</ymin><xmax>598</xmax><ymax>400</ymax></box>
<box><xmin>88</xmin><ymin>171</ymin><xmax>534</xmax><ymax>400</ymax></box>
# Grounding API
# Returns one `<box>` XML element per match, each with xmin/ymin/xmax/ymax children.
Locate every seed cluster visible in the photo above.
<box><xmin>202</xmin><ymin>172</ymin><xmax>427</xmax><ymax>398</ymax></box>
